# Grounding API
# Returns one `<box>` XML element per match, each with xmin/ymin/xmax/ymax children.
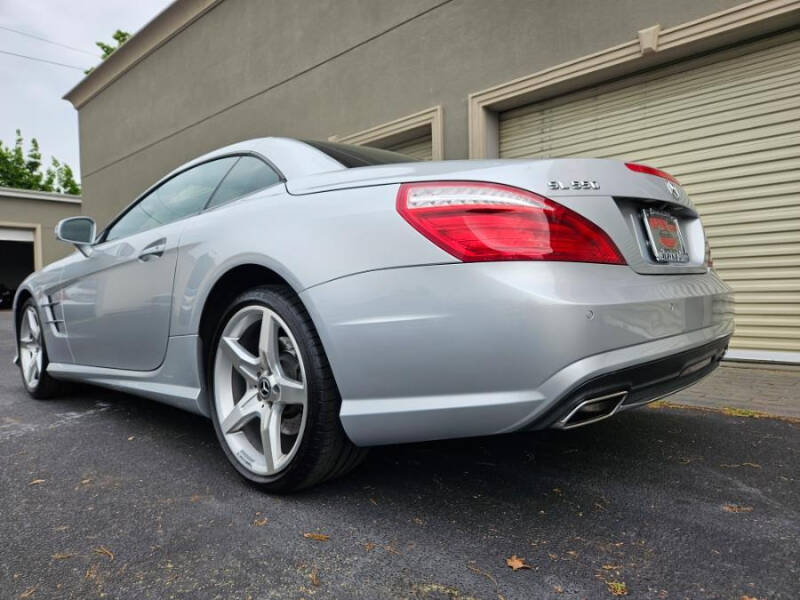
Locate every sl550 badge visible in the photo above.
<box><xmin>548</xmin><ymin>180</ymin><xmax>600</xmax><ymax>191</ymax></box>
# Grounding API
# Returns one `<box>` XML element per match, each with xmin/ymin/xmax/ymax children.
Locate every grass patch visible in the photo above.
<box><xmin>606</xmin><ymin>581</ymin><xmax>628</xmax><ymax>596</ymax></box>
<box><xmin>721</xmin><ymin>407</ymin><xmax>765</xmax><ymax>418</ymax></box>
<box><xmin>651</xmin><ymin>401</ymin><xmax>800</xmax><ymax>424</ymax></box>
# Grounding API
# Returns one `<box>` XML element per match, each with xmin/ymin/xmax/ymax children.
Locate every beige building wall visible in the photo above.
<box><xmin>0</xmin><ymin>188</ymin><xmax>82</xmax><ymax>268</ymax></box>
<box><xmin>66</xmin><ymin>0</ymin><xmax>745</xmax><ymax>228</ymax></box>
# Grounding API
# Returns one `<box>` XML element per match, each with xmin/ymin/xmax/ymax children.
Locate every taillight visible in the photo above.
<box><xmin>625</xmin><ymin>162</ymin><xmax>680</xmax><ymax>184</ymax></box>
<box><xmin>396</xmin><ymin>181</ymin><xmax>626</xmax><ymax>264</ymax></box>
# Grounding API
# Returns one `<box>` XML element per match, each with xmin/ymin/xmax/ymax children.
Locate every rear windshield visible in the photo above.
<box><xmin>302</xmin><ymin>140</ymin><xmax>419</xmax><ymax>168</ymax></box>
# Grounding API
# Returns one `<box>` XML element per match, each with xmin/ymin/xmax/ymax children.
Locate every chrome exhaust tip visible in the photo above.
<box><xmin>556</xmin><ymin>390</ymin><xmax>628</xmax><ymax>429</ymax></box>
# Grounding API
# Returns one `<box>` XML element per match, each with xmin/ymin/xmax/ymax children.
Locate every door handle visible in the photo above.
<box><xmin>138</xmin><ymin>238</ymin><xmax>167</xmax><ymax>262</ymax></box>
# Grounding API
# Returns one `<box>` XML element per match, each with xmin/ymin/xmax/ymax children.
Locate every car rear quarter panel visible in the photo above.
<box><xmin>170</xmin><ymin>183</ymin><xmax>455</xmax><ymax>335</ymax></box>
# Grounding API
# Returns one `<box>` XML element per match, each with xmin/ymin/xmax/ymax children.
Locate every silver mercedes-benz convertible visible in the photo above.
<box><xmin>13</xmin><ymin>138</ymin><xmax>733</xmax><ymax>491</ymax></box>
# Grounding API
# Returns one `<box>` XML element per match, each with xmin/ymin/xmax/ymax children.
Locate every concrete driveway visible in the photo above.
<box><xmin>1</xmin><ymin>311</ymin><xmax>798</xmax><ymax>599</ymax></box>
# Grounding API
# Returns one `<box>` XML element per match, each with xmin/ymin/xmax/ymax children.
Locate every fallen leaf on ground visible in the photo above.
<box><xmin>79</xmin><ymin>478</ymin><xmax>92</xmax><ymax>485</ymax></box>
<box><xmin>51</xmin><ymin>553</ymin><xmax>73</xmax><ymax>560</ymax></box>
<box><xmin>253</xmin><ymin>518</ymin><xmax>268</xmax><ymax>527</ymax></box>
<box><xmin>720</xmin><ymin>463</ymin><xmax>761</xmax><ymax>469</ymax></box>
<box><xmin>553</xmin><ymin>585</ymin><xmax>564</xmax><ymax>593</ymax></box>
<box><xmin>607</xmin><ymin>581</ymin><xmax>628</xmax><ymax>596</ymax></box>
<box><xmin>93</xmin><ymin>546</ymin><xmax>114</xmax><ymax>560</ymax></box>
<box><xmin>505</xmin><ymin>555</ymin><xmax>531</xmax><ymax>571</ymax></box>
<box><xmin>362</xmin><ymin>542</ymin><xmax>376</xmax><ymax>551</ymax></box>
<box><xmin>383</xmin><ymin>543</ymin><xmax>401</xmax><ymax>555</ymax></box>
<box><xmin>723</xmin><ymin>504</ymin><xmax>754</xmax><ymax>513</ymax></box>
<box><xmin>602</xmin><ymin>564</ymin><xmax>622</xmax><ymax>570</ymax></box>
<box><xmin>310</xmin><ymin>567</ymin><xmax>320</xmax><ymax>586</ymax></box>
<box><xmin>19</xmin><ymin>586</ymin><xmax>37</xmax><ymax>598</ymax></box>
<box><xmin>741</xmin><ymin>596</ymin><xmax>765</xmax><ymax>600</ymax></box>
<box><xmin>303</xmin><ymin>533</ymin><xmax>330</xmax><ymax>542</ymax></box>
<box><xmin>85</xmin><ymin>564</ymin><xmax>98</xmax><ymax>581</ymax></box>
<box><xmin>566</xmin><ymin>550</ymin><xmax>578</xmax><ymax>558</ymax></box>
<box><xmin>28</xmin><ymin>479</ymin><xmax>45</xmax><ymax>486</ymax></box>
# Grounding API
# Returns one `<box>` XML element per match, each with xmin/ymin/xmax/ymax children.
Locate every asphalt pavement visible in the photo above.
<box><xmin>1</xmin><ymin>311</ymin><xmax>798</xmax><ymax>599</ymax></box>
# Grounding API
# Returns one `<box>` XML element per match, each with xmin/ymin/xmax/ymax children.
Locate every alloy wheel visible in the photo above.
<box><xmin>213</xmin><ymin>305</ymin><xmax>308</xmax><ymax>476</ymax></box>
<box><xmin>19</xmin><ymin>306</ymin><xmax>43</xmax><ymax>389</ymax></box>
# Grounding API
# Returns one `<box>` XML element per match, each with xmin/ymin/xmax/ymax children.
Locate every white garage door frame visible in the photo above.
<box><xmin>0</xmin><ymin>221</ymin><xmax>42</xmax><ymax>271</ymax></box>
<box><xmin>467</xmin><ymin>0</ymin><xmax>800</xmax><ymax>364</ymax></box>
<box><xmin>330</xmin><ymin>105</ymin><xmax>444</xmax><ymax>161</ymax></box>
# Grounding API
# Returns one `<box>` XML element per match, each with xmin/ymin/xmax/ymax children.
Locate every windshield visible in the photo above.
<box><xmin>302</xmin><ymin>140</ymin><xmax>419</xmax><ymax>168</ymax></box>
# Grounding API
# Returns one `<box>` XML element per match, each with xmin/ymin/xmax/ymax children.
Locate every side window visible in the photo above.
<box><xmin>206</xmin><ymin>156</ymin><xmax>281</xmax><ymax>210</ymax></box>
<box><xmin>105</xmin><ymin>157</ymin><xmax>237</xmax><ymax>241</ymax></box>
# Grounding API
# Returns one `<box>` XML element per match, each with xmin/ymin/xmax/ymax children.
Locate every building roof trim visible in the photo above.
<box><xmin>63</xmin><ymin>0</ymin><xmax>223</xmax><ymax>109</ymax></box>
<box><xmin>0</xmin><ymin>187</ymin><xmax>82</xmax><ymax>204</ymax></box>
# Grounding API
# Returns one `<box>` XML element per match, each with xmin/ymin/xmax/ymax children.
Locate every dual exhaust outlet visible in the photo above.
<box><xmin>556</xmin><ymin>390</ymin><xmax>629</xmax><ymax>429</ymax></box>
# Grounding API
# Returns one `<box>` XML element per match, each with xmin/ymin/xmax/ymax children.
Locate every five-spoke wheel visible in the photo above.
<box><xmin>214</xmin><ymin>305</ymin><xmax>308</xmax><ymax>475</ymax></box>
<box><xmin>209</xmin><ymin>285</ymin><xmax>366</xmax><ymax>491</ymax></box>
<box><xmin>17</xmin><ymin>299</ymin><xmax>62</xmax><ymax>399</ymax></box>
<box><xmin>19</xmin><ymin>305</ymin><xmax>43</xmax><ymax>390</ymax></box>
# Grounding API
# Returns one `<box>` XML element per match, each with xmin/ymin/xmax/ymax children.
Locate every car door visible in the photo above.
<box><xmin>60</xmin><ymin>157</ymin><xmax>237</xmax><ymax>370</ymax></box>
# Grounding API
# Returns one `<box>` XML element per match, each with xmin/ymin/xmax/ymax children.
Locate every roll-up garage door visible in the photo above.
<box><xmin>0</xmin><ymin>227</ymin><xmax>34</xmax><ymax>242</ymax></box>
<box><xmin>380</xmin><ymin>133</ymin><xmax>433</xmax><ymax>161</ymax></box>
<box><xmin>498</xmin><ymin>32</ymin><xmax>800</xmax><ymax>359</ymax></box>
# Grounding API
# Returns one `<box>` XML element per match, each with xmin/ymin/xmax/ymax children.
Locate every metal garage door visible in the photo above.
<box><xmin>382</xmin><ymin>133</ymin><xmax>433</xmax><ymax>161</ymax></box>
<box><xmin>498</xmin><ymin>32</ymin><xmax>800</xmax><ymax>359</ymax></box>
<box><xmin>0</xmin><ymin>227</ymin><xmax>34</xmax><ymax>242</ymax></box>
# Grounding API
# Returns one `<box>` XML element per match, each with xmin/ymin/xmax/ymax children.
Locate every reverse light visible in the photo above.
<box><xmin>396</xmin><ymin>181</ymin><xmax>626</xmax><ymax>264</ymax></box>
<box><xmin>625</xmin><ymin>162</ymin><xmax>680</xmax><ymax>184</ymax></box>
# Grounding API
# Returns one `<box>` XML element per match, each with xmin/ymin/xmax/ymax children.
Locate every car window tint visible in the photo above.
<box><xmin>206</xmin><ymin>156</ymin><xmax>281</xmax><ymax>209</ymax></box>
<box><xmin>106</xmin><ymin>157</ymin><xmax>236</xmax><ymax>241</ymax></box>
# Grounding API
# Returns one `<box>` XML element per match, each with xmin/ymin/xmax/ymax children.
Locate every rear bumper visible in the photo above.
<box><xmin>533</xmin><ymin>335</ymin><xmax>729</xmax><ymax>430</ymax></box>
<box><xmin>300</xmin><ymin>262</ymin><xmax>734</xmax><ymax>446</ymax></box>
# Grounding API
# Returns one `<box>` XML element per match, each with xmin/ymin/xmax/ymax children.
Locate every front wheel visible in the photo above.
<box><xmin>208</xmin><ymin>285</ymin><xmax>366</xmax><ymax>492</ymax></box>
<box><xmin>18</xmin><ymin>300</ymin><xmax>63</xmax><ymax>399</ymax></box>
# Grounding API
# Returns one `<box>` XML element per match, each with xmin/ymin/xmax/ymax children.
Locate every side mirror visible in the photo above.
<box><xmin>55</xmin><ymin>217</ymin><xmax>96</xmax><ymax>257</ymax></box>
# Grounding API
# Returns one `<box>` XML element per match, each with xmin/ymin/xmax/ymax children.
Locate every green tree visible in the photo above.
<box><xmin>85</xmin><ymin>30</ymin><xmax>131</xmax><ymax>74</ymax></box>
<box><xmin>0</xmin><ymin>130</ymin><xmax>81</xmax><ymax>195</ymax></box>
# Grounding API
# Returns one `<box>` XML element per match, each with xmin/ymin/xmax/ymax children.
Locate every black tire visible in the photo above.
<box><xmin>18</xmin><ymin>298</ymin><xmax>63</xmax><ymax>399</ymax></box>
<box><xmin>208</xmin><ymin>285</ymin><xmax>367</xmax><ymax>492</ymax></box>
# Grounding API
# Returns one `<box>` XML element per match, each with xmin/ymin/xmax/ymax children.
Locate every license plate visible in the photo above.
<box><xmin>641</xmin><ymin>209</ymin><xmax>689</xmax><ymax>263</ymax></box>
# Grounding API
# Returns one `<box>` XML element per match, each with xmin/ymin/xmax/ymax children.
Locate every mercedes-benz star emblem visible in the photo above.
<box><xmin>258</xmin><ymin>377</ymin><xmax>271</xmax><ymax>399</ymax></box>
<box><xmin>665</xmin><ymin>180</ymin><xmax>681</xmax><ymax>200</ymax></box>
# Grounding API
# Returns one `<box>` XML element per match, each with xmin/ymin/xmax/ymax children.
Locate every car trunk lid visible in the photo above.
<box><xmin>287</xmin><ymin>158</ymin><xmax>709</xmax><ymax>274</ymax></box>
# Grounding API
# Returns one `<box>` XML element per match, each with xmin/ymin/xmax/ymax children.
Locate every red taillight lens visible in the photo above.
<box><xmin>625</xmin><ymin>162</ymin><xmax>680</xmax><ymax>184</ymax></box>
<box><xmin>396</xmin><ymin>181</ymin><xmax>626</xmax><ymax>264</ymax></box>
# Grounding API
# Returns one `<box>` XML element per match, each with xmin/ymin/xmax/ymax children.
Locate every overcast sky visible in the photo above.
<box><xmin>0</xmin><ymin>0</ymin><xmax>173</xmax><ymax>180</ymax></box>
